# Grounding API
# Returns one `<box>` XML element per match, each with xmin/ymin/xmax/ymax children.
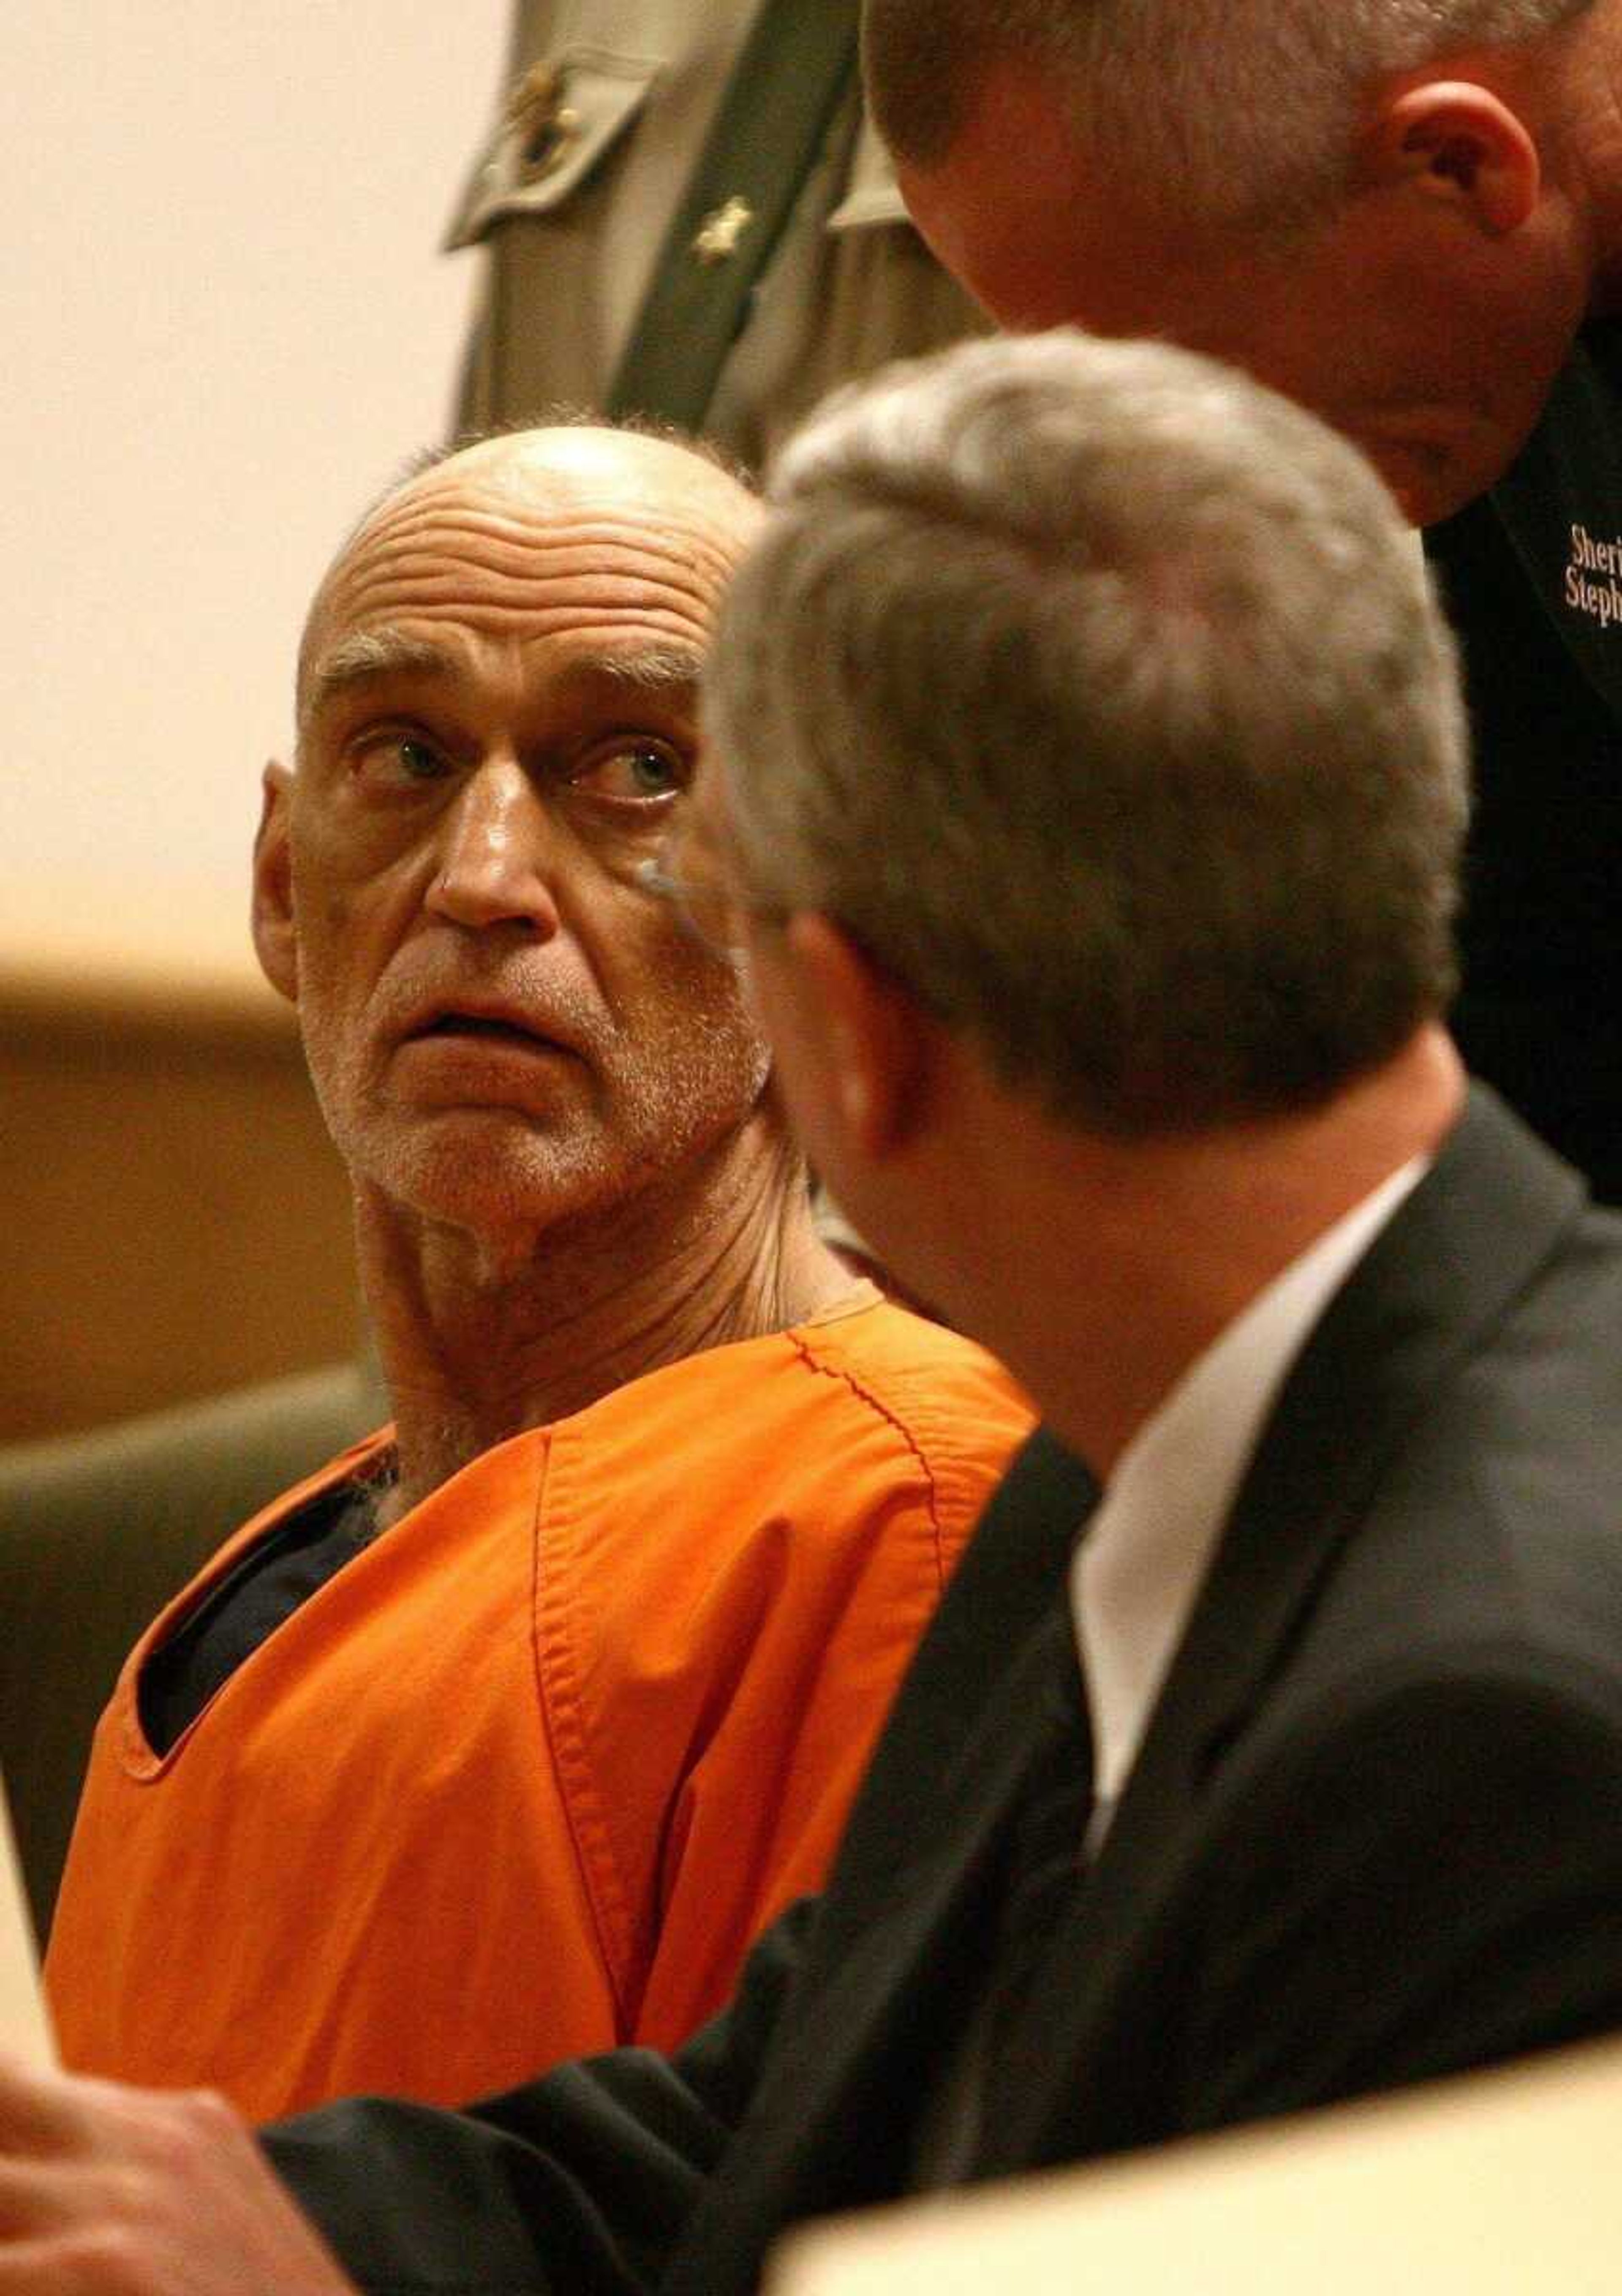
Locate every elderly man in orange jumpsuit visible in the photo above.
<box><xmin>42</xmin><ymin>422</ymin><xmax>1029</xmax><ymax>2121</ymax></box>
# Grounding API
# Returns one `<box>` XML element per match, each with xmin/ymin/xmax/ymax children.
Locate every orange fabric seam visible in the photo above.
<box><xmin>529</xmin><ymin>1426</ymin><xmax>639</xmax><ymax>2029</ymax></box>
<box><xmin>786</xmin><ymin>1331</ymin><xmax>950</xmax><ymax>1587</ymax></box>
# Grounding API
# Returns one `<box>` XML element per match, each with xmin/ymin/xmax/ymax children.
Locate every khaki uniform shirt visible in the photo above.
<box><xmin>446</xmin><ymin>0</ymin><xmax>986</xmax><ymax>466</ymax></box>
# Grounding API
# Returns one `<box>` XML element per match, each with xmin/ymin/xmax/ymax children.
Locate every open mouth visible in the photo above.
<box><xmin>408</xmin><ymin>1011</ymin><xmax>561</xmax><ymax>1055</ymax></box>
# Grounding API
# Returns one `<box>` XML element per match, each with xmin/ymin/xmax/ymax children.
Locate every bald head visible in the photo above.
<box><xmin>257</xmin><ymin>417</ymin><xmax>780</xmax><ymax>1252</ymax></box>
<box><xmin>298</xmin><ymin>423</ymin><xmax>762</xmax><ymax>739</ymax></box>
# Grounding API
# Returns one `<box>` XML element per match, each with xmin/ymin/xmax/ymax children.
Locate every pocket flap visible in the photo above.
<box><xmin>444</xmin><ymin>49</ymin><xmax>661</xmax><ymax>251</ymax></box>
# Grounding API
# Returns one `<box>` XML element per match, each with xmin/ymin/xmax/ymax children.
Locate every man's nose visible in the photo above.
<box><xmin>426</xmin><ymin>761</ymin><xmax>563</xmax><ymax>935</ymax></box>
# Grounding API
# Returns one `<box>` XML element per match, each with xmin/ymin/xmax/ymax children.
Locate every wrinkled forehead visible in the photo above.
<box><xmin>299</xmin><ymin>433</ymin><xmax>761</xmax><ymax>713</ymax></box>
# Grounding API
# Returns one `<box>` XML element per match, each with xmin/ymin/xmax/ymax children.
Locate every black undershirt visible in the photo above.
<box><xmin>138</xmin><ymin>1475</ymin><xmax>393</xmax><ymax>1757</ymax></box>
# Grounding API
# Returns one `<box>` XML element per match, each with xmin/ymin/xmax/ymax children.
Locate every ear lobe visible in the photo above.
<box><xmin>1372</xmin><ymin>81</ymin><xmax>1540</xmax><ymax>235</ymax></box>
<box><xmin>251</xmin><ymin>760</ymin><xmax>299</xmax><ymax>1005</ymax></box>
<box><xmin>784</xmin><ymin>913</ymin><xmax>929</xmax><ymax>1161</ymax></box>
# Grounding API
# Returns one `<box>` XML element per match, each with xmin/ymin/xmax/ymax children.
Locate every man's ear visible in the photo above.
<box><xmin>251</xmin><ymin>760</ymin><xmax>299</xmax><ymax>1005</ymax></box>
<box><xmin>1366</xmin><ymin>81</ymin><xmax>1540</xmax><ymax>235</ymax></box>
<box><xmin>781</xmin><ymin>913</ymin><xmax>931</xmax><ymax>1161</ymax></box>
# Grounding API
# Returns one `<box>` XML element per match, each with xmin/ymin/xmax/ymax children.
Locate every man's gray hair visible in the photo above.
<box><xmin>864</xmin><ymin>0</ymin><xmax>1594</xmax><ymax>229</ymax></box>
<box><xmin>704</xmin><ymin>332</ymin><xmax>1469</xmax><ymax>1136</ymax></box>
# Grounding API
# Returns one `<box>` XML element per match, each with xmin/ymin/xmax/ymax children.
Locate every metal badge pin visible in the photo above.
<box><xmin>691</xmin><ymin>196</ymin><xmax>756</xmax><ymax>265</ymax></box>
<box><xmin>506</xmin><ymin>61</ymin><xmax>581</xmax><ymax>183</ymax></box>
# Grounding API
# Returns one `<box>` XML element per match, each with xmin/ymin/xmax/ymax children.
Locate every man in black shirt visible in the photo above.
<box><xmin>865</xmin><ymin>0</ymin><xmax>1622</xmax><ymax>1202</ymax></box>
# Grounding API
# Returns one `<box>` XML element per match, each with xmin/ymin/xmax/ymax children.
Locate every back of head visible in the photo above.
<box><xmin>705</xmin><ymin>331</ymin><xmax>1469</xmax><ymax>1136</ymax></box>
<box><xmin>863</xmin><ymin>0</ymin><xmax>1594</xmax><ymax>228</ymax></box>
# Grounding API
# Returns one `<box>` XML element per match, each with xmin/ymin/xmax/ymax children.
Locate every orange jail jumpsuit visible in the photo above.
<box><xmin>46</xmin><ymin>1294</ymin><xmax>1030</xmax><ymax>2121</ymax></box>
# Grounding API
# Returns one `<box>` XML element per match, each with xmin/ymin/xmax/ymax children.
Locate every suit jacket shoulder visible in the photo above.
<box><xmin>985</xmin><ymin>1089</ymin><xmax>1622</xmax><ymax>2168</ymax></box>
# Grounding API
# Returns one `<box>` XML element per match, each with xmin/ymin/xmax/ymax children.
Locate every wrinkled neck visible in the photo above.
<box><xmin>357</xmin><ymin>1126</ymin><xmax>855</xmax><ymax>1520</ymax></box>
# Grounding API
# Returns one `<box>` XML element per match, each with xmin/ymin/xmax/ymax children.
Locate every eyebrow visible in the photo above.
<box><xmin>301</xmin><ymin>629</ymin><xmax>461</xmax><ymax>724</ymax></box>
<box><xmin>300</xmin><ymin>632</ymin><xmax>706</xmax><ymax>725</ymax></box>
<box><xmin>560</xmin><ymin>644</ymin><xmax>706</xmax><ymax>699</ymax></box>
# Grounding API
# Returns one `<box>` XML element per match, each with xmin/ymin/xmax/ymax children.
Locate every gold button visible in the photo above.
<box><xmin>691</xmin><ymin>196</ymin><xmax>756</xmax><ymax>265</ymax></box>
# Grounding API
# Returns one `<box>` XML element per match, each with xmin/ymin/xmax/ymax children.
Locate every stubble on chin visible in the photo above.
<box><xmin>312</xmin><ymin>990</ymin><xmax>778</xmax><ymax>1251</ymax></box>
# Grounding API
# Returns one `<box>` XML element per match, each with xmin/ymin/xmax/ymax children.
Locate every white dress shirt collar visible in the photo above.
<box><xmin>1072</xmin><ymin>1156</ymin><xmax>1428</xmax><ymax>1834</ymax></box>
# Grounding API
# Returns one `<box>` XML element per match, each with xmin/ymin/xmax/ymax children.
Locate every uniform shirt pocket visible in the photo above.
<box><xmin>444</xmin><ymin>48</ymin><xmax>661</xmax><ymax>251</ymax></box>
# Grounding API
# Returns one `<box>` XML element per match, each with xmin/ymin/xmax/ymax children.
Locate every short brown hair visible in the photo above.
<box><xmin>863</xmin><ymin>0</ymin><xmax>1594</xmax><ymax>230</ymax></box>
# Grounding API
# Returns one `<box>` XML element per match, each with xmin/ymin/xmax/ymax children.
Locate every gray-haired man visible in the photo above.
<box><xmin>5</xmin><ymin>331</ymin><xmax>1622</xmax><ymax>2296</ymax></box>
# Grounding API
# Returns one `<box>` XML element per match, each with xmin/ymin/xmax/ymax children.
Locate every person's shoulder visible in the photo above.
<box><xmin>1277</xmin><ymin>1432</ymin><xmax>1622</xmax><ymax>1709</ymax></box>
<box><xmin>1223</xmin><ymin>1481</ymin><xmax>1622</xmax><ymax>1865</ymax></box>
<box><xmin>783</xmin><ymin>1295</ymin><xmax>1034</xmax><ymax>1529</ymax></box>
<box><xmin>792</xmin><ymin>1294</ymin><xmax>1030</xmax><ymax>1432</ymax></box>
<box><xmin>1206</xmin><ymin>1271</ymin><xmax>1622</xmax><ymax>1830</ymax></box>
<box><xmin>573</xmin><ymin>1297</ymin><xmax>1030</xmax><ymax>1525</ymax></box>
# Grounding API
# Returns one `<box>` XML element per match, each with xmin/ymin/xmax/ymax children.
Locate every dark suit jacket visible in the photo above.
<box><xmin>269</xmin><ymin>1088</ymin><xmax>1622</xmax><ymax>2294</ymax></box>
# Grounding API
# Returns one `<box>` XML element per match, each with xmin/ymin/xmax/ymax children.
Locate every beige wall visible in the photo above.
<box><xmin>3</xmin><ymin>5</ymin><xmax>510</xmax><ymax>1433</ymax></box>
<box><xmin>3</xmin><ymin>1</ymin><xmax>508</xmax><ymax>981</ymax></box>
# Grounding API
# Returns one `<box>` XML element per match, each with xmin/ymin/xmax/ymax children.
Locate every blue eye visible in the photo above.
<box><xmin>574</xmin><ymin>744</ymin><xmax>689</xmax><ymax>803</ymax></box>
<box><xmin>351</xmin><ymin>731</ymin><xmax>446</xmax><ymax>785</ymax></box>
